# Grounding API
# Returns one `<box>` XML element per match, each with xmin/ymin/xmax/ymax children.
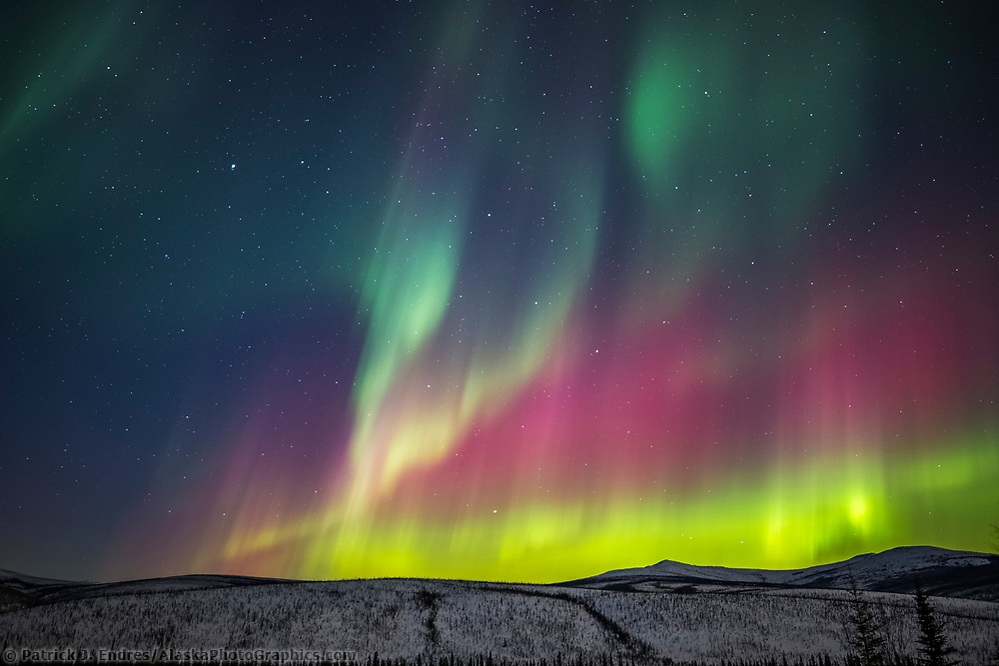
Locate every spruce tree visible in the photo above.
<box><xmin>914</xmin><ymin>585</ymin><xmax>957</xmax><ymax>666</ymax></box>
<box><xmin>848</xmin><ymin>580</ymin><xmax>885</xmax><ymax>666</ymax></box>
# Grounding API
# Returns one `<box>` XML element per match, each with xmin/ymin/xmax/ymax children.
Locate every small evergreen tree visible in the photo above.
<box><xmin>848</xmin><ymin>579</ymin><xmax>886</xmax><ymax>666</ymax></box>
<box><xmin>914</xmin><ymin>585</ymin><xmax>957</xmax><ymax>666</ymax></box>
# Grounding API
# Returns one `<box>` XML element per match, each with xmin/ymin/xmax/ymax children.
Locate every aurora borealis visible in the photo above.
<box><xmin>1</xmin><ymin>1</ymin><xmax>997</xmax><ymax>584</ymax></box>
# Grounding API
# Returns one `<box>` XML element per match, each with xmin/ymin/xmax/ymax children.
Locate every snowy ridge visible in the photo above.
<box><xmin>565</xmin><ymin>546</ymin><xmax>999</xmax><ymax>600</ymax></box>
<box><xmin>0</xmin><ymin>569</ymin><xmax>295</xmax><ymax>606</ymax></box>
<box><xmin>0</xmin><ymin>568</ymin><xmax>84</xmax><ymax>593</ymax></box>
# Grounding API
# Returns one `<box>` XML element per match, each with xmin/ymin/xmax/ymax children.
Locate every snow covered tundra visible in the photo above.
<box><xmin>2</xmin><ymin>547</ymin><xmax>998</xmax><ymax>665</ymax></box>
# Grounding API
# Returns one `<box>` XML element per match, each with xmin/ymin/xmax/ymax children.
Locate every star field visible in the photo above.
<box><xmin>1</xmin><ymin>1</ymin><xmax>997</xmax><ymax>583</ymax></box>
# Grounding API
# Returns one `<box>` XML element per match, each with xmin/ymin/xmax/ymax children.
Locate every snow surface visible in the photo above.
<box><xmin>2</xmin><ymin>576</ymin><xmax>998</xmax><ymax>663</ymax></box>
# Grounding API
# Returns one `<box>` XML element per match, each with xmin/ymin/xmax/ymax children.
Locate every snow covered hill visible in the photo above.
<box><xmin>563</xmin><ymin>546</ymin><xmax>999</xmax><ymax>601</ymax></box>
<box><xmin>0</xmin><ymin>567</ymin><xmax>293</xmax><ymax>610</ymax></box>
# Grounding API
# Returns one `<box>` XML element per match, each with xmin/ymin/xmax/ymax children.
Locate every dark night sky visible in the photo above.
<box><xmin>1</xmin><ymin>1</ymin><xmax>997</xmax><ymax>583</ymax></box>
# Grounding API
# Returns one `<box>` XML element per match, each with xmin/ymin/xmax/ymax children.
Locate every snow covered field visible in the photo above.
<box><xmin>3</xmin><ymin>576</ymin><xmax>999</xmax><ymax>664</ymax></box>
<box><xmin>3</xmin><ymin>548</ymin><xmax>999</xmax><ymax>664</ymax></box>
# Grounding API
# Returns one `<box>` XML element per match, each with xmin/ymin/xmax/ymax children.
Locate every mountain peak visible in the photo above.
<box><xmin>561</xmin><ymin>545</ymin><xmax>999</xmax><ymax>600</ymax></box>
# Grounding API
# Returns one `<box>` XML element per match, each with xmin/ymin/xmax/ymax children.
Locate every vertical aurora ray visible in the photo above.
<box><xmin>349</xmin><ymin>191</ymin><xmax>463</xmax><ymax>491</ymax></box>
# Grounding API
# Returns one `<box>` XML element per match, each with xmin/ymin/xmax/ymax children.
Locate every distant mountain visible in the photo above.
<box><xmin>0</xmin><ymin>569</ymin><xmax>84</xmax><ymax>611</ymax></box>
<box><xmin>0</xmin><ymin>567</ymin><xmax>290</xmax><ymax>609</ymax></box>
<box><xmin>560</xmin><ymin>546</ymin><xmax>999</xmax><ymax>601</ymax></box>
